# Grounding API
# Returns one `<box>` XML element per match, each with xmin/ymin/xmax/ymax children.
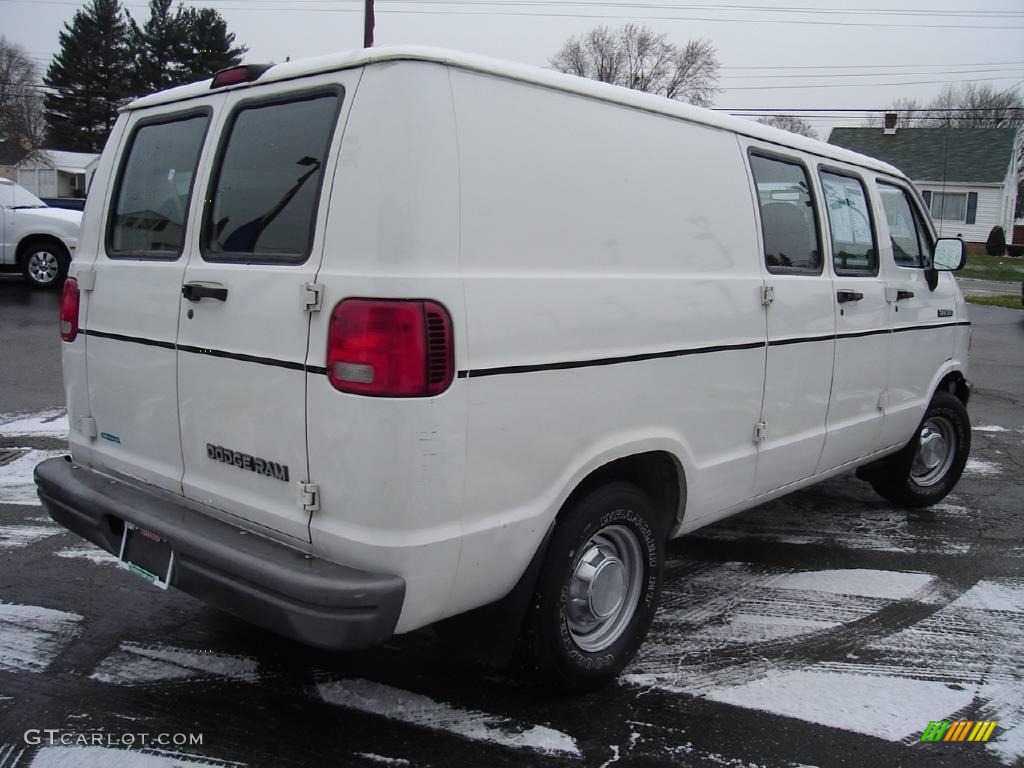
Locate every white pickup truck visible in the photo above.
<box><xmin>0</xmin><ymin>177</ymin><xmax>81</xmax><ymax>288</ymax></box>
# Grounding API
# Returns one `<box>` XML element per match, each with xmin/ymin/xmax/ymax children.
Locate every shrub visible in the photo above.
<box><xmin>986</xmin><ymin>226</ymin><xmax>1006</xmax><ymax>256</ymax></box>
<box><xmin>1007</xmin><ymin>243</ymin><xmax>1024</xmax><ymax>258</ymax></box>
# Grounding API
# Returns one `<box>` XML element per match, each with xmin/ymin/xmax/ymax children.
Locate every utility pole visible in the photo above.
<box><xmin>364</xmin><ymin>0</ymin><xmax>375</xmax><ymax>47</ymax></box>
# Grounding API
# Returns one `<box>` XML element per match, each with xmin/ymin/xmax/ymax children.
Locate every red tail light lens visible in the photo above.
<box><xmin>60</xmin><ymin>278</ymin><xmax>80</xmax><ymax>342</ymax></box>
<box><xmin>327</xmin><ymin>299</ymin><xmax>454</xmax><ymax>397</ymax></box>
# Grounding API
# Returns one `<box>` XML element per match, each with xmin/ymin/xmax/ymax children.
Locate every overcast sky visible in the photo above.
<box><xmin>3</xmin><ymin>0</ymin><xmax>1023</xmax><ymax>138</ymax></box>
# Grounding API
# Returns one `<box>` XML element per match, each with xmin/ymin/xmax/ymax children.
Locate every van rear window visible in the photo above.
<box><xmin>202</xmin><ymin>92</ymin><xmax>340</xmax><ymax>264</ymax></box>
<box><xmin>108</xmin><ymin>112</ymin><xmax>209</xmax><ymax>259</ymax></box>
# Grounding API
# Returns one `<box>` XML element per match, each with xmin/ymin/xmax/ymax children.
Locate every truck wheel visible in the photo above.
<box><xmin>869</xmin><ymin>391</ymin><xmax>971</xmax><ymax>508</ymax></box>
<box><xmin>21</xmin><ymin>242</ymin><xmax>69</xmax><ymax>289</ymax></box>
<box><xmin>522</xmin><ymin>481</ymin><xmax>664</xmax><ymax>692</ymax></box>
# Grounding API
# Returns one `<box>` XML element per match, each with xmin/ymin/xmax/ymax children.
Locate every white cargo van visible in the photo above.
<box><xmin>36</xmin><ymin>47</ymin><xmax>972</xmax><ymax>690</ymax></box>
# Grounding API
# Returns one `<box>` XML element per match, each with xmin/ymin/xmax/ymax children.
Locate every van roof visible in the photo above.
<box><xmin>128</xmin><ymin>45</ymin><xmax>903</xmax><ymax>179</ymax></box>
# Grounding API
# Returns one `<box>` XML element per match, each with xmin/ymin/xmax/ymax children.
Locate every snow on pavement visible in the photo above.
<box><xmin>54</xmin><ymin>544</ymin><xmax>117</xmax><ymax>566</ymax></box>
<box><xmin>29</xmin><ymin>746</ymin><xmax>241</xmax><ymax>768</ymax></box>
<box><xmin>316</xmin><ymin>678</ymin><xmax>581</xmax><ymax>758</ymax></box>
<box><xmin>0</xmin><ymin>602</ymin><xmax>81</xmax><ymax>674</ymax></box>
<box><xmin>627</xmin><ymin>566</ymin><xmax>1024</xmax><ymax>765</ymax></box>
<box><xmin>0</xmin><ymin>409</ymin><xmax>69</xmax><ymax>439</ymax></box>
<box><xmin>0</xmin><ymin>449</ymin><xmax>67</xmax><ymax>507</ymax></box>
<box><xmin>90</xmin><ymin>643</ymin><xmax>260</xmax><ymax>685</ymax></box>
<box><xmin>964</xmin><ymin>458</ymin><xmax>1003</xmax><ymax>477</ymax></box>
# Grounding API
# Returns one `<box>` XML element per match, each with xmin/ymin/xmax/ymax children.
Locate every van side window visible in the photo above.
<box><xmin>819</xmin><ymin>171</ymin><xmax>878</xmax><ymax>276</ymax></box>
<box><xmin>878</xmin><ymin>183</ymin><xmax>933</xmax><ymax>268</ymax></box>
<box><xmin>749</xmin><ymin>154</ymin><xmax>821</xmax><ymax>275</ymax></box>
<box><xmin>202</xmin><ymin>93</ymin><xmax>339</xmax><ymax>264</ymax></box>
<box><xmin>108</xmin><ymin>113</ymin><xmax>209</xmax><ymax>259</ymax></box>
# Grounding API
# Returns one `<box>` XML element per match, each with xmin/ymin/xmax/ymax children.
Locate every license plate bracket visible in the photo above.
<box><xmin>117</xmin><ymin>523</ymin><xmax>174</xmax><ymax>590</ymax></box>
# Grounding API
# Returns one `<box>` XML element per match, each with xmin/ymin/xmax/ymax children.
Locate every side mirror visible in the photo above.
<box><xmin>934</xmin><ymin>238</ymin><xmax>966</xmax><ymax>271</ymax></box>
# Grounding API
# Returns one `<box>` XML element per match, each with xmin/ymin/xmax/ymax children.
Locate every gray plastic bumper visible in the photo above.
<box><xmin>34</xmin><ymin>456</ymin><xmax>405</xmax><ymax>650</ymax></box>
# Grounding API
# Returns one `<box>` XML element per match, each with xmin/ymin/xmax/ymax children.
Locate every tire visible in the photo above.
<box><xmin>869</xmin><ymin>391</ymin><xmax>971</xmax><ymax>508</ymax></box>
<box><xmin>520</xmin><ymin>481</ymin><xmax>665</xmax><ymax>692</ymax></box>
<box><xmin>21</xmin><ymin>241</ymin><xmax>69</xmax><ymax>289</ymax></box>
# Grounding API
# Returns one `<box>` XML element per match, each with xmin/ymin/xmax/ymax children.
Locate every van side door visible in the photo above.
<box><xmin>175</xmin><ymin>73</ymin><xmax>355</xmax><ymax>544</ymax></box>
<box><xmin>875</xmin><ymin>180</ymin><xmax>961</xmax><ymax>448</ymax></box>
<box><xmin>746</xmin><ymin>148</ymin><xmax>837</xmax><ymax>495</ymax></box>
<box><xmin>817</xmin><ymin>167</ymin><xmax>890</xmax><ymax>471</ymax></box>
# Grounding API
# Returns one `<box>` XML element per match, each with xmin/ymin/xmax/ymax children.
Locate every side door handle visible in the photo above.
<box><xmin>836</xmin><ymin>289</ymin><xmax>863</xmax><ymax>304</ymax></box>
<box><xmin>182</xmin><ymin>282</ymin><xmax>228</xmax><ymax>302</ymax></box>
<box><xmin>896</xmin><ymin>289</ymin><xmax>915</xmax><ymax>301</ymax></box>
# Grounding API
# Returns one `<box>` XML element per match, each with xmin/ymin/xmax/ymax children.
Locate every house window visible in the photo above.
<box><xmin>929</xmin><ymin>192</ymin><xmax>967</xmax><ymax>222</ymax></box>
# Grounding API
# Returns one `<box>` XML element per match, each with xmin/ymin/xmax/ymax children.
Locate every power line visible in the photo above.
<box><xmin>4</xmin><ymin>0</ymin><xmax>1024</xmax><ymax>29</ymax></box>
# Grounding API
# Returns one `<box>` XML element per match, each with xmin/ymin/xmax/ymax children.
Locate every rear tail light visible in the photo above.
<box><xmin>327</xmin><ymin>299</ymin><xmax>454</xmax><ymax>397</ymax></box>
<box><xmin>60</xmin><ymin>278</ymin><xmax>80</xmax><ymax>342</ymax></box>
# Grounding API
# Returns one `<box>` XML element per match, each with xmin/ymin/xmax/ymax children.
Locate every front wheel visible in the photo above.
<box><xmin>21</xmin><ymin>242</ymin><xmax>69</xmax><ymax>289</ymax></box>
<box><xmin>869</xmin><ymin>391</ymin><xmax>971</xmax><ymax>508</ymax></box>
<box><xmin>521</xmin><ymin>481</ymin><xmax>665</xmax><ymax>692</ymax></box>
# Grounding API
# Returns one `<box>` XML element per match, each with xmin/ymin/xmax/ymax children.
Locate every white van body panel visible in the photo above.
<box><xmin>445</xmin><ymin>69</ymin><xmax>767</xmax><ymax>615</ymax></box>
<box><xmin>58</xmin><ymin>47</ymin><xmax>969</xmax><ymax>639</ymax></box>
<box><xmin>305</xmin><ymin>62</ymin><xmax>467</xmax><ymax>631</ymax></box>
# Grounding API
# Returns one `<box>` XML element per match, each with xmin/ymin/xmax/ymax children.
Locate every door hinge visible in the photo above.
<box><xmin>79</xmin><ymin>416</ymin><xmax>97</xmax><ymax>438</ymax></box>
<box><xmin>300</xmin><ymin>482</ymin><xmax>320</xmax><ymax>513</ymax></box>
<box><xmin>754</xmin><ymin>421</ymin><xmax>767</xmax><ymax>443</ymax></box>
<box><xmin>878</xmin><ymin>391</ymin><xmax>889</xmax><ymax>410</ymax></box>
<box><xmin>761</xmin><ymin>285</ymin><xmax>775</xmax><ymax>306</ymax></box>
<box><xmin>301</xmin><ymin>283</ymin><xmax>324</xmax><ymax>312</ymax></box>
<box><xmin>76</xmin><ymin>268</ymin><xmax>96</xmax><ymax>291</ymax></box>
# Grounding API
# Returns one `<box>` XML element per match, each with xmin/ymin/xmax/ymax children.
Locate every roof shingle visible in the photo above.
<box><xmin>827</xmin><ymin>127</ymin><xmax>1017</xmax><ymax>184</ymax></box>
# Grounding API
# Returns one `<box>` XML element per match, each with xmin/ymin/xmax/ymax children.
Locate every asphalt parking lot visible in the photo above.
<box><xmin>0</xmin><ymin>277</ymin><xmax>1022</xmax><ymax>768</ymax></box>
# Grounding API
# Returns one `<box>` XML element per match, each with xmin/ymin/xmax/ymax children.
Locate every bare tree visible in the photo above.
<box><xmin>757</xmin><ymin>115</ymin><xmax>817</xmax><ymax>139</ymax></box>
<box><xmin>0</xmin><ymin>37</ymin><xmax>45</xmax><ymax>154</ymax></box>
<box><xmin>923</xmin><ymin>82</ymin><xmax>1024</xmax><ymax>128</ymax></box>
<box><xmin>862</xmin><ymin>97</ymin><xmax>925</xmax><ymax>128</ymax></box>
<box><xmin>551</xmin><ymin>24</ymin><xmax>720</xmax><ymax>107</ymax></box>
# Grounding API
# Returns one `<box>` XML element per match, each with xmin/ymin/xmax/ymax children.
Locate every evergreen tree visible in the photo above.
<box><xmin>43</xmin><ymin>0</ymin><xmax>135</xmax><ymax>152</ymax></box>
<box><xmin>131</xmin><ymin>1</ymin><xmax>246</xmax><ymax>94</ymax></box>
<box><xmin>179</xmin><ymin>7</ymin><xmax>246</xmax><ymax>83</ymax></box>
<box><xmin>130</xmin><ymin>0</ymin><xmax>191</xmax><ymax>94</ymax></box>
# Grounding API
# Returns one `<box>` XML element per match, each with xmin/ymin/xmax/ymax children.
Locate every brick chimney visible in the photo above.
<box><xmin>883</xmin><ymin>112</ymin><xmax>898</xmax><ymax>135</ymax></box>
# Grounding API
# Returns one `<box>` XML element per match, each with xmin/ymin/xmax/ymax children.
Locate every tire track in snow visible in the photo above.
<box><xmin>0</xmin><ymin>602</ymin><xmax>82</xmax><ymax>674</ymax></box>
<box><xmin>315</xmin><ymin>678</ymin><xmax>581</xmax><ymax>758</ymax></box>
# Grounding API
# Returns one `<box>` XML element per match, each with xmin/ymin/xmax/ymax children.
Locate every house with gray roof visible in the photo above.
<box><xmin>15</xmin><ymin>148</ymin><xmax>100</xmax><ymax>200</ymax></box>
<box><xmin>827</xmin><ymin>126</ymin><xmax>1020</xmax><ymax>244</ymax></box>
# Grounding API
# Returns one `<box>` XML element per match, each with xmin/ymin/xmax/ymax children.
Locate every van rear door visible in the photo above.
<box><xmin>175</xmin><ymin>75</ymin><xmax>353</xmax><ymax>543</ymax></box>
<box><xmin>85</xmin><ymin>102</ymin><xmax>217</xmax><ymax>492</ymax></box>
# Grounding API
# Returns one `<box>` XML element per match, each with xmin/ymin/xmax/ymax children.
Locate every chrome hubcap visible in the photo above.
<box><xmin>567</xmin><ymin>523</ymin><xmax>644</xmax><ymax>652</ymax></box>
<box><xmin>27</xmin><ymin>251</ymin><xmax>59</xmax><ymax>284</ymax></box>
<box><xmin>910</xmin><ymin>416</ymin><xmax>956</xmax><ymax>487</ymax></box>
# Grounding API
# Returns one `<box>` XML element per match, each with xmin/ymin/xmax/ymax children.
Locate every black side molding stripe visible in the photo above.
<box><xmin>83</xmin><ymin>329</ymin><xmax>307</xmax><ymax>372</ymax></box>
<box><xmin>176</xmin><ymin>344</ymin><xmax>305</xmax><ymax>372</ymax></box>
<box><xmin>83</xmin><ymin>318</ymin><xmax>971</xmax><ymax>380</ymax></box>
<box><xmin>83</xmin><ymin>328</ymin><xmax>176</xmax><ymax>350</ymax></box>
<box><xmin>462</xmin><ymin>340</ymin><xmax>767</xmax><ymax>379</ymax></box>
<box><xmin>893</xmin><ymin>320</ymin><xmax>971</xmax><ymax>334</ymax></box>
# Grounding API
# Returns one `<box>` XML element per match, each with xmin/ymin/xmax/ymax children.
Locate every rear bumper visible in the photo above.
<box><xmin>34</xmin><ymin>457</ymin><xmax>405</xmax><ymax>650</ymax></box>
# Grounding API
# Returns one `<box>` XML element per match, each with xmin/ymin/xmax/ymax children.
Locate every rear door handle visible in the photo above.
<box><xmin>182</xmin><ymin>282</ymin><xmax>228</xmax><ymax>302</ymax></box>
<box><xmin>836</xmin><ymin>289</ymin><xmax>863</xmax><ymax>304</ymax></box>
<box><xmin>896</xmin><ymin>289</ymin><xmax>915</xmax><ymax>301</ymax></box>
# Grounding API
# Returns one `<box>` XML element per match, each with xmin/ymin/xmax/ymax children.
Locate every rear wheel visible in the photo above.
<box><xmin>869</xmin><ymin>391</ymin><xmax>971</xmax><ymax>508</ymax></box>
<box><xmin>21</xmin><ymin>242</ymin><xmax>69</xmax><ymax>289</ymax></box>
<box><xmin>521</xmin><ymin>481</ymin><xmax>664</xmax><ymax>692</ymax></box>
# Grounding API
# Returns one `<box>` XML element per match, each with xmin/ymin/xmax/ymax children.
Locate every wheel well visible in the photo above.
<box><xmin>562</xmin><ymin>451</ymin><xmax>685</xmax><ymax>535</ymax></box>
<box><xmin>17</xmin><ymin>235</ymin><xmax>68</xmax><ymax>266</ymax></box>
<box><xmin>937</xmin><ymin>370</ymin><xmax>970</xmax><ymax>405</ymax></box>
